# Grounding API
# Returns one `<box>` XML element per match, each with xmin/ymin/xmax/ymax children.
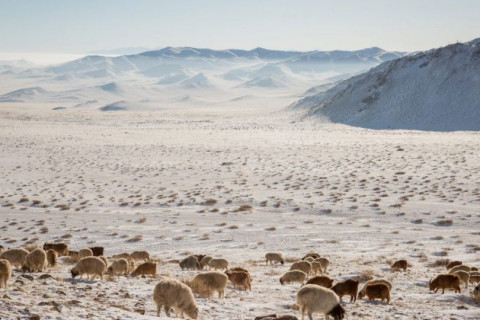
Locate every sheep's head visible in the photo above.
<box><xmin>429</xmin><ymin>279</ymin><xmax>435</xmax><ymax>291</ymax></box>
<box><xmin>185</xmin><ymin>305</ymin><xmax>199</xmax><ymax>320</ymax></box>
<box><xmin>71</xmin><ymin>268</ymin><xmax>79</xmax><ymax>279</ymax></box>
<box><xmin>279</xmin><ymin>278</ymin><xmax>284</xmax><ymax>285</ymax></box>
<box><xmin>21</xmin><ymin>264</ymin><xmax>31</xmax><ymax>273</ymax></box>
<box><xmin>280</xmin><ymin>259</ymin><xmax>285</xmax><ymax>265</ymax></box>
<box><xmin>357</xmin><ymin>291</ymin><xmax>365</xmax><ymax>299</ymax></box>
<box><xmin>328</xmin><ymin>303</ymin><xmax>345</xmax><ymax>320</ymax></box>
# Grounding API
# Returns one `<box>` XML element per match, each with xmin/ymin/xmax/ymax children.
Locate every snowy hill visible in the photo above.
<box><xmin>291</xmin><ymin>39</ymin><xmax>480</xmax><ymax>131</ymax></box>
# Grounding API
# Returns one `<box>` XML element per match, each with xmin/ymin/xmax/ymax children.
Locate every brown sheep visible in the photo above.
<box><xmin>192</xmin><ymin>254</ymin><xmax>206</xmax><ymax>262</ymax></box>
<box><xmin>229</xmin><ymin>267</ymin><xmax>251</xmax><ymax>280</ymax></box>
<box><xmin>446</xmin><ymin>260</ymin><xmax>462</xmax><ymax>270</ymax></box>
<box><xmin>132</xmin><ymin>262</ymin><xmax>157</xmax><ymax>277</ymax></box>
<box><xmin>304</xmin><ymin>275</ymin><xmax>334</xmax><ymax>288</ymax></box>
<box><xmin>43</xmin><ymin>242</ymin><xmax>68</xmax><ymax>256</ymax></box>
<box><xmin>0</xmin><ymin>259</ymin><xmax>12</xmax><ymax>289</ymax></box>
<box><xmin>365</xmin><ymin>283</ymin><xmax>391</xmax><ymax>304</ymax></box>
<box><xmin>46</xmin><ymin>249</ymin><xmax>58</xmax><ymax>267</ymax></box>
<box><xmin>429</xmin><ymin>274</ymin><xmax>461</xmax><ymax>294</ymax></box>
<box><xmin>225</xmin><ymin>270</ymin><xmax>251</xmax><ymax>291</ymax></box>
<box><xmin>180</xmin><ymin>256</ymin><xmax>201</xmax><ymax>270</ymax></box>
<box><xmin>331</xmin><ymin>279</ymin><xmax>359</xmax><ymax>303</ymax></box>
<box><xmin>391</xmin><ymin>259</ymin><xmax>408</xmax><ymax>271</ymax></box>
<box><xmin>89</xmin><ymin>246</ymin><xmax>104</xmax><ymax>257</ymax></box>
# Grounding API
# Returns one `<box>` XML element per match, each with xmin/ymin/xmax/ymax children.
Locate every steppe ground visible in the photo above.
<box><xmin>0</xmin><ymin>104</ymin><xmax>479</xmax><ymax>319</ymax></box>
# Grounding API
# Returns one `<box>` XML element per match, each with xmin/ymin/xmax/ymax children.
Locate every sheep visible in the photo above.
<box><xmin>311</xmin><ymin>262</ymin><xmax>323</xmax><ymax>275</ymax></box>
<box><xmin>280</xmin><ymin>270</ymin><xmax>308</xmax><ymax>285</ymax></box>
<box><xmin>429</xmin><ymin>274</ymin><xmax>461</xmax><ymax>294</ymax></box>
<box><xmin>112</xmin><ymin>252</ymin><xmax>130</xmax><ymax>259</ymax></box>
<box><xmin>364</xmin><ymin>283</ymin><xmax>391</xmax><ymax>304</ymax></box>
<box><xmin>46</xmin><ymin>249</ymin><xmax>58</xmax><ymax>267</ymax></box>
<box><xmin>313</xmin><ymin>257</ymin><xmax>330</xmax><ymax>273</ymax></box>
<box><xmin>0</xmin><ymin>259</ymin><xmax>12</xmax><ymax>289</ymax></box>
<box><xmin>153</xmin><ymin>276</ymin><xmax>198</xmax><ymax>319</ymax></box>
<box><xmin>290</xmin><ymin>261</ymin><xmax>312</xmax><ymax>275</ymax></box>
<box><xmin>188</xmin><ymin>271</ymin><xmax>228</xmax><ymax>299</ymax></box>
<box><xmin>448</xmin><ymin>265</ymin><xmax>471</xmax><ymax>274</ymax></box>
<box><xmin>107</xmin><ymin>258</ymin><xmax>129</xmax><ymax>276</ymax></box>
<box><xmin>358</xmin><ymin>279</ymin><xmax>393</xmax><ymax>299</ymax></box>
<box><xmin>225</xmin><ymin>270</ymin><xmax>251</xmax><ymax>291</ymax></box>
<box><xmin>192</xmin><ymin>254</ymin><xmax>206</xmax><ymax>263</ymax></box>
<box><xmin>1</xmin><ymin>248</ymin><xmax>29</xmax><ymax>269</ymax></box>
<box><xmin>200</xmin><ymin>256</ymin><xmax>212</xmax><ymax>270</ymax></box>
<box><xmin>180</xmin><ymin>256</ymin><xmax>201</xmax><ymax>270</ymax></box>
<box><xmin>22</xmin><ymin>248</ymin><xmax>47</xmax><ymax>272</ymax></box>
<box><xmin>208</xmin><ymin>258</ymin><xmax>229</xmax><ymax>271</ymax></box>
<box><xmin>391</xmin><ymin>259</ymin><xmax>408</xmax><ymax>271</ymax></box>
<box><xmin>453</xmin><ymin>270</ymin><xmax>470</xmax><ymax>289</ymax></box>
<box><xmin>229</xmin><ymin>267</ymin><xmax>251</xmax><ymax>280</ymax></box>
<box><xmin>469</xmin><ymin>273</ymin><xmax>480</xmax><ymax>284</ymax></box>
<box><xmin>130</xmin><ymin>250</ymin><xmax>150</xmax><ymax>262</ymax></box>
<box><xmin>132</xmin><ymin>262</ymin><xmax>157</xmax><ymax>277</ymax></box>
<box><xmin>473</xmin><ymin>284</ymin><xmax>480</xmax><ymax>304</ymax></box>
<box><xmin>304</xmin><ymin>275</ymin><xmax>333</xmax><ymax>288</ymax></box>
<box><xmin>127</xmin><ymin>258</ymin><xmax>136</xmax><ymax>273</ymax></box>
<box><xmin>296</xmin><ymin>284</ymin><xmax>345</xmax><ymax>320</ymax></box>
<box><xmin>331</xmin><ymin>279</ymin><xmax>359</xmax><ymax>303</ymax></box>
<box><xmin>302</xmin><ymin>253</ymin><xmax>320</xmax><ymax>260</ymax></box>
<box><xmin>89</xmin><ymin>246</ymin><xmax>104</xmax><ymax>257</ymax></box>
<box><xmin>71</xmin><ymin>256</ymin><xmax>107</xmax><ymax>280</ymax></box>
<box><xmin>265</xmin><ymin>252</ymin><xmax>284</xmax><ymax>265</ymax></box>
<box><xmin>43</xmin><ymin>242</ymin><xmax>68</xmax><ymax>256</ymax></box>
<box><xmin>98</xmin><ymin>255</ymin><xmax>108</xmax><ymax>267</ymax></box>
<box><xmin>77</xmin><ymin>248</ymin><xmax>93</xmax><ymax>261</ymax></box>
<box><xmin>446</xmin><ymin>260</ymin><xmax>462</xmax><ymax>270</ymax></box>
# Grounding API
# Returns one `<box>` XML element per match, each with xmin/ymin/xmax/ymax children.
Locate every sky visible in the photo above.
<box><xmin>0</xmin><ymin>0</ymin><xmax>479</xmax><ymax>54</ymax></box>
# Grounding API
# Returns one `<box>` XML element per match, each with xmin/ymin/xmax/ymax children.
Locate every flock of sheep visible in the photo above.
<box><xmin>1</xmin><ymin>243</ymin><xmax>480</xmax><ymax>319</ymax></box>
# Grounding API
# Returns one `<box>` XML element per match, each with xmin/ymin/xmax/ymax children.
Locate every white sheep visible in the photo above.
<box><xmin>130</xmin><ymin>250</ymin><xmax>150</xmax><ymax>262</ymax></box>
<box><xmin>153</xmin><ymin>276</ymin><xmax>198</xmax><ymax>319</ymax></box>
<box><xmin>296</xmin><ymin>284</ymin><xmax>346</xmax><ymax>320</ymax></box>
<box><xmin>189</xmin><ymin>271</ymin><xmax>228</xmax><ymax>299</ymax></box>
<box><xmin>107</xmin><ymin>258</ymin><xmax>129</xmax><ymax>276</ymax></box>
<box><xmin>1</xmin><ymin>248</ymin><xmax>29</xmax><ymax>269</ymax></box>
<box><xmin>453</xmin><ymin>270</ymin><xmax>470</xmax><ymax>289</ymax></box>
<box><xmin>358</xmin><ymin>279</ymin><xmax>393</xmax><ymax>299</ymax></box>
<box><xmin>290</xmin><ymin>261</ymin><xmax>312</xmax><ymax>275</ymax></box>
<box><xmin>265</xmin><ymin>253</ymin><xmax>285</xmax><ymax>265</ymax></box>
<box><xmin>280</xmin><ymin>270</ymin><xmax>307</xmax><ymax>285</ymax></box>
<box><xmin>77</xmin><ymin>248</ymin><xmax>93</xmax><ymax>261</ymax></box>
<box><xmin>313</xmin><ymin>257</ymin><xmax>330</xmax><ymax>273</ymax></box>
<box><xmin>23</xmin><ymin>248</ymin><xmax>47</xmax><ymax>272</ymax></box>
<box><xmin>0</xmin><ymin>259</ymin><xmax>12</xmax><ymax>289</ymax></box>
<box><xmin>71</xmin><ymin>256</ymin><xmax>107</xmax><ymax>280</ymax></box>
<box><xmin>208</xmin><ymin>258</ymin><xmax>229</xmax><ymax>271</ymax></box>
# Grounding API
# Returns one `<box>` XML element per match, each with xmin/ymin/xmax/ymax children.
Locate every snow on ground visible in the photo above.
<box><xmin>0</xmin><ymin>105</ymin><xmax>479</xmax><ymax>319</ymax></box>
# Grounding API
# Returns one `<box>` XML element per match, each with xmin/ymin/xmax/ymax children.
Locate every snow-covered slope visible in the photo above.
<box><xmin>291</xmin><ymin>39</ymin><xmax>480</xmax><ymax>131</ymax></box>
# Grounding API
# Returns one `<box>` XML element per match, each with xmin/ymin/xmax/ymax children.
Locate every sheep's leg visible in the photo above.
<box><xmin>164</xmin><ymin>305</ymin><xmax>170</xmax><ymax>317</ymax></box>
<box><xmin>442</xmin><ymin>288</ymin><xmax>445</xmax><ymax>294</ymax></box>
<box><xmin>300</xmin><ymin>307</ymin><xmax>305</xmax><ymax>320</ymax></box>
<box><xmin>156</xmin><ymin>304</ymin><xmax>161</xmax><ymax>317</ymax></box>
<box><xmin>307</xmin><ymin>311</ymin><xmax>313</xmax><ymax>320</ymax></box>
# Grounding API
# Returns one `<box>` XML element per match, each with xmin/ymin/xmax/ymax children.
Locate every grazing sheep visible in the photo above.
<box><xmin>46</xmin><ymin>249</ymin><xmax>58</xmax><ymax>267</ymax></box>
<box><xmin>473</xmin><ymin>284</ymin><xmax>480</xmax><ymax>304</ymax></box>
<box><xmin>180</xmin><ymin>256</ymin><xmax>201</xmax><ymax>270</ymax></box>
<box><xmin>446</xmin><ymin>260</ymin><xmax>462</xmax><ymax>270</ymax></box>
<box><xmin>225</xmin><ymin>270</ymin><xmax>251</xmax><ymax>291</ymax></box>
<box><xmin>391</xmin><ymin>259</ymin><xmax>408</xmax><ymax>271</ymax></box>
<box><xmin>290</xmin><ymin>261</ymin><xmax>312</xmax><ymax>275</ymax></box>
<box><xmin>43</xmin><ymin>242</ymin><xmax>68</xmax><ymax>256</ymax></box>
<box><xmin>0</xmin><ymin>259</ymin><xmax>12</xmax><ymax>289</ymax></box>
<box><xmin>107</xmin><ymin>258</ymin><xmax>129</xmax><ymax>276</ymax></box>
<box><xmin>89</xmin><ymin>246</ymin><xmax>104</xmax><ymax>257</ymax></box>
<box><xmin>1</xmin><ymin>248</ymin><xmax>29</xmax><ymax>269</ymax></box>
<box><xmin>280</xmin><ymin>270</ymin><xmax>308</xmax><ymax>285</ymax></box>
<box><xmin>208</xmin><ymin>258</ymin><xmax>229</xmax><ymax>271</ymax></box>
<box><xmin>296</xmin><ymin>284</ymin><xmax>345</xmax><ymax>320</ymax></box>
<box><xmin>358</xmin><ymin>279</ymin><xmax>392</xmax><ymax>299</ymax></box>
<box><xmin>448</xmin><ymin>265</ymin><xmax>471</xmax><ymax>274</ymax></box>
<box><xmin>71</xmin><ymin>256</ymin><xmax>107</xmax><ymax>280</ymax></box>
<box><xmin>311</xmin><ymin>261</ymin><xmax>323</xmax><ymax>275</ymax></box>
<box><xmin>132</xmin><ymin>262</ymin><xmax>157</xmax><ymax>277</ymax></box>
<box><xmin>429</xmin><ymin>274</ymin><xmax>461</xmax><ymax>294</ymax></box>
<box><xmin>453</xmin><ymin>270</ymin><xmax>470</xmax><ymax>289</ymax></box>
<box><xmin>313</xmin><ymin>257</ymin><xmax>330</xmax><ymax>273</ymax></box>
<box><xmin>265</xmin><ymin>253</ymin><xmax>284</xmax><ymax>265</ymax></box>
<box><xmin>22</xmin><ymin>248</ymin><xmax>47</xmax><ymax>272</ymax></box>
<box><xmin>113</xmin><ymin>252</ymin><xmax>130</xmax><ymax>259</ymax></box>
<box><xmin>229</xmin><ymin>267</ymin><xmax>251</xmax><ymax>280</ymax></box>
<box><xmin>77</xmin><ymin>248</ymin><xmax>93</xmax><ymax>261</ymax></box>
<box><xmin>331</xmin><ymin>279</ymin><xmax>359</xmax><ymax>303</ymax></box>
<box><xmin>200</xmin><ymin>256</ymin><xmax>212</xmax><ymax>270</ymax></box>
<box><xmin>153</xmin><ymin>276</ymin><xmax>198</xmax><ymax>319</ymax></box>
<box><xmin>364</xmin><ymin>283</ymin><xmax>391</xmax><ymax>304</ymax></box>
<box><xmin>130</xmin><ymin>250</ymin><xmax>150</xmax><ymax>262</ymax></box>
<box><xmin>302</xmin><ymin>253</ymin><xmax>320</xmax><ymax>260</ymax></box>
<box><xmin>189</xmin><ymin>271</ymin><xmax>228</xmax><ymax>299</ymax></box>
<box><xmin>304</xmin><ymin>275</ymin><xmax>334</xmax><ymax>288</ymax></box>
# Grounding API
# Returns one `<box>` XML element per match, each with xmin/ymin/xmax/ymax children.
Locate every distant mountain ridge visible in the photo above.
<box><xmin>291</xmin><ymin>38</ymin><xmax>480</xmax><ymax>131</ymax></box>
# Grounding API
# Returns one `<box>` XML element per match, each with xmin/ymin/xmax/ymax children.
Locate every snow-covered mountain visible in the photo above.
<box><xmin>291</xmin><ymin>39</ymin><xmax>480</xmax><ymax>131</ymax></box>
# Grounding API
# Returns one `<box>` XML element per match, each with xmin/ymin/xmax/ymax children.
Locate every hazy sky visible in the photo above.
<box><xmin>1</xmin><ymin>0</ymin><xmax>479</xmax><ymax>53</ymax></box>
